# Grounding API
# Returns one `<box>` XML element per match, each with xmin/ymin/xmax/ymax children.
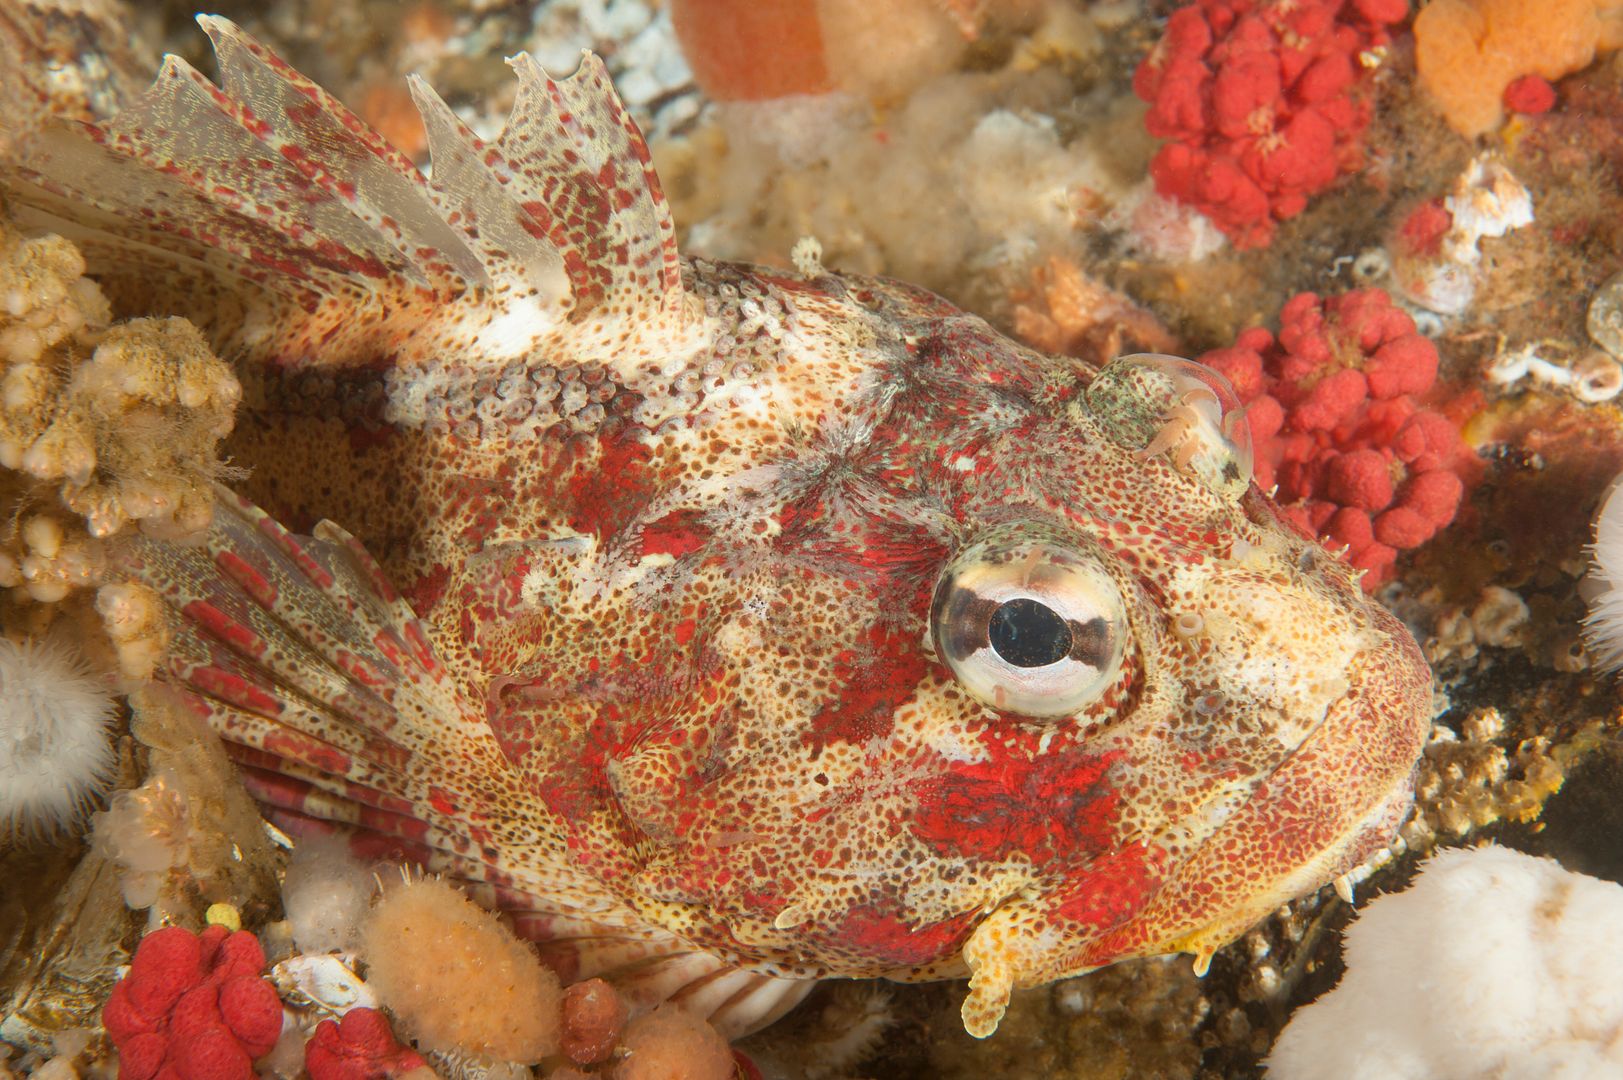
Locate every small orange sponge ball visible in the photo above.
<box><xmin>360</xmin><ymin>877</ymin><xmax>561</xmax><ymax>1064</ymax></box>
<box><xmin>611</xmin><ymin>1004</ymin><xmax>735</xmax><ymax>1080</ymax></box>
<box><xmin>1415</xmin><ymin>0</ymin><xmax>1623</xmax><ymax>136</ymax></box>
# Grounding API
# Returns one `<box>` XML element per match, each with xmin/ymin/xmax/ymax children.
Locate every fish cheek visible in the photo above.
<box><xmin>1196</xmin><ymin>573</ymin><xmax>1370</xmax><ymax>747</ymax></box>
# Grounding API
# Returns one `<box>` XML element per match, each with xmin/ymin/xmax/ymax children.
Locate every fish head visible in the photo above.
<box><xmin>902</xmin><ymin>347</ymin><xmax>1435</xmax><ymax>1036</ymax></box>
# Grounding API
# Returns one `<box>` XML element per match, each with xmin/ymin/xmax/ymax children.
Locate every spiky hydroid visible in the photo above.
<box><xmin>1583</xmin><ymin>476</ymin><xmax>1623</xmax><ymax>672</ymax></box>
<box><xmin>0</xmin><ymin>634</ymin><xmax>117</xmax><ymax>839</ymax></box>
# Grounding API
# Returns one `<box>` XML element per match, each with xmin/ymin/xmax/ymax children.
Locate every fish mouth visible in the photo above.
<box><xmin>1133</xmin><ymin>596</ymin><xmax>1431</xmax><ymax>959</ymax></box>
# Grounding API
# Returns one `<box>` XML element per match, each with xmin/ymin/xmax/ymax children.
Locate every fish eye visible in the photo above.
<box><xmin>1084</xmin><ymin>353</ymin><xmax>1254</xmax><ymax>499</ymax></box>
<box><xmin>930</xmin><ymin>530</ymin><xmax>1126</xmax><ymax>717</ymax></box>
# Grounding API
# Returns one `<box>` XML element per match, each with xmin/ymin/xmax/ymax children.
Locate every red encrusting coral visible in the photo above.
<box><xmin>103</xmin><ymin>925</ymin><xmax>283</xmax><ymax>1080</ymax></box>
<box><xmin>304</xmin><ymin>1008</ymin><xmax>427</xmax><ymax>1080</ymax></box>
<box><xmin>1133</xmin><ymin>0</ymin><xmax>1410</xmax><ymax>248</ymax></box>
<box><xmin>1502</xmin><ymin>74</ymin><xmax>1558</xmax><ymax>115</ymax></box>
<box><xmin>1200</xmin><ymin>288</ymin><xmax>1474</xmax><ymax>587</ymax></box>
<box><xmin>1395</xmin><ymin>198</ymin><xmax>1452</xmax><ymax>257</ymax></box>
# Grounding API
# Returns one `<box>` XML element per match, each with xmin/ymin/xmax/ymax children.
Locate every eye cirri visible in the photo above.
<box><xmin>930</xmin><ymin>530</ymin><xmax>1127</xmax><ymax>717</ymax></box>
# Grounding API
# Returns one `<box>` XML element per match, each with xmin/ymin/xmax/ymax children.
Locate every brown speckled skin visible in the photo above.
<box><xmin>3</xmin><ymin>21</ymin><xmax>1433</xmax><ymax>1036</ymax></box>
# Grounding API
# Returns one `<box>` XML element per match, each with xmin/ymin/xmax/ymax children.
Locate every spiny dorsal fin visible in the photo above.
<box><xmin>196</xmin><ymin>16</ymin><xmax>487</xmax><ymax>291</ymax></box>
<box><xmin>1</xmin><ymin>15</ymin><xmax>689</xmax><ymax>368</ymax></box>
<box><xmin>405</xmin><ymin>74</ymin><xmax>571</xmax><ymax>315</ymax></box>
<box><xmin>404</xmin><ymin>47</ymin><xmax>687</xmax><ymax>333</ymax></box>
<box><xmin>498</xmin><ymin>52</ymin><xmax>684</xmax><ymax>322</ymax></box>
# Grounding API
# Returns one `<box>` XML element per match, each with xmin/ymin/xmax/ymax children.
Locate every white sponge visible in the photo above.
<box><xmin>1267</xmin><ymin>845</ymin><xmax>1623</xmax><ymax>1079</ymax></box>
<box><xmin>281</xmin><ymin>832</ymin><xmax>376</xmax><ymax>953</ymax></box>
<box><xmin>0</xmin><ymin>635</ymin><xmax>116</xmax><ymax>839</ymax></box>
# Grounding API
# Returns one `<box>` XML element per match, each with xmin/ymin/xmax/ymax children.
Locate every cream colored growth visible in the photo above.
<box><xmin>0</xmin><ymin>219</ymin><xmax>238</xmax><ymax>674</ymax></box>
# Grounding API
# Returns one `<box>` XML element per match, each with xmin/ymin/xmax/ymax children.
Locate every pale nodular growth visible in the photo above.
<box><xmin>92</xmin><ymin>764</ymin><xmax>191</xmax><ymax>909</ymax></box>
<box><xmin>90</xmin><ymin>688</ymin><xmax>281</xmax><ymax>918</ymax></box>
<box><xmin>0</xmin><ymin>218</ymin><xmax>238</xmax><ymax>676</ymax></box>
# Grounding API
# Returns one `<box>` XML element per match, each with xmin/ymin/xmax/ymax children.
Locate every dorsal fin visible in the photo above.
<box><xmin>495</xmin><ymin>52</ymin><xmax>683</xmax><ymax>321</ymax></box>
<box><xmin>196</xmin><ymin>16</ymin><xmax>488</xmax><ymax>291</ymax></box>
<box><xmin>0</xmin><ymin>15</ymin><xmax>688</xmax><ymax>367</ymax></box>
<box><xmin>404</xmin><ymin>75</ymin><xmax>570</xmax><ymax>310</ymax></box>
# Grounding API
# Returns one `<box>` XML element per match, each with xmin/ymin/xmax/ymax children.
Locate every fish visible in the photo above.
<box><xmin>0</xmin><ymin>15</ymin><xmax>1434</xmax><ymax>1039</ymax></box>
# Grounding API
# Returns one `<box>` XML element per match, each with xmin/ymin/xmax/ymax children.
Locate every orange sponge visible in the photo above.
<box><xmin>360</xmin><ymin>877</ymin><xmax>561</xmax><ymax>1063</ymax></box>
<box><xmin>669</xmin><ymin>0</ymin><xmax>988</xmax><ymax>105</ymax></box>
<box><xmin>1415</xmin><ymin>0</ymin><xmax>1623</xmax><ymax>136</ymax></box>
<box><xmin>670</xmin><ymin>0</ymin><xmax>832</xmax><ymax>101</ymax></box>
<box><xmin>612</xmin><ymin>1004</ymin><xmax>735</xmax><ymax>1080</ymax></box>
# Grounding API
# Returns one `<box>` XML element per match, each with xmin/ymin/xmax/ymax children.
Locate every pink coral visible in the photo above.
<box><xmin>303</xmin><ymin>1008</ymin><xmax>427</xmax><ymax>1080</ymax></box>
<box><xmin>103</xmin><ymin>925</ymin><xmax>283</xmax><ymax>1080</ymax></box>
<box><xmin>1134</xmin><ymin>0</ymin><xmax>1409</xmax><ymax>248</ymax></box>
<box><xmin>1200</xmin><ymin>288</ymin><xmax>1473</xmax><ymax>587</ymax></box>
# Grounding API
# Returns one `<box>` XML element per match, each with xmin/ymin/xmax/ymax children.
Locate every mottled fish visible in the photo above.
<box><xmin>0</xmin><ymin>16</ymin><xmax>1432</xmax><ymax>1038</ymax></box>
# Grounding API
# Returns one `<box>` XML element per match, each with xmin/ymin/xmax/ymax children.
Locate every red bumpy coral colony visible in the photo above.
<box><xmin>304</xmin><ymin>1008</ymin><xmax>427</xmax><ymax>1080</ymax></box>
<box><xmin>1134</xmin><ymin>0</ymin><xmax>1410</xmax><ymax>248</ymax></box>
<box><xmin>1200</xmin><ymin>288</ymin><xmax>1472</xmax><ymax>588</ymax></box>
<box><xmin>102</xmin><ymin>926</ymin><xmax>283</xmax><ymax>1080</ymax></box>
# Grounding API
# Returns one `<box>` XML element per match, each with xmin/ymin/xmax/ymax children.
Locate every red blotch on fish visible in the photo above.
<box><xmin>214</xmin><ymin>551</ymin><xmax>277</xmax><ymax>607</ymax></box>
<box><xmin>190</xmin><ymin>664</ymin><xmax>286</xmax><ymax>717</ymax></box>
<box><xmin>804</xmin><ymin>623</ymin><xmax>930</xmax><ymax>755</ymax></box>
<box><xmin>911</xmin><ymin>743</ymin><xmax>1126</xmax><ymax>865</ymax></box>
<box><xmin>639</xmin><ymin>508</ymin><xmax>708</xmax><ymax>558</ymax></box>
<box><xmin>264</xmin><ymin>727</ymin><xmax>353</xmax><ymax>776</ymax></box>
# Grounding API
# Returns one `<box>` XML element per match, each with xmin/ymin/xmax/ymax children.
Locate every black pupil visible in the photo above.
<box><xmin>987</xmin><ymin>598</ymin><xmax>1071</xmax><ymax>667</ymax></box>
